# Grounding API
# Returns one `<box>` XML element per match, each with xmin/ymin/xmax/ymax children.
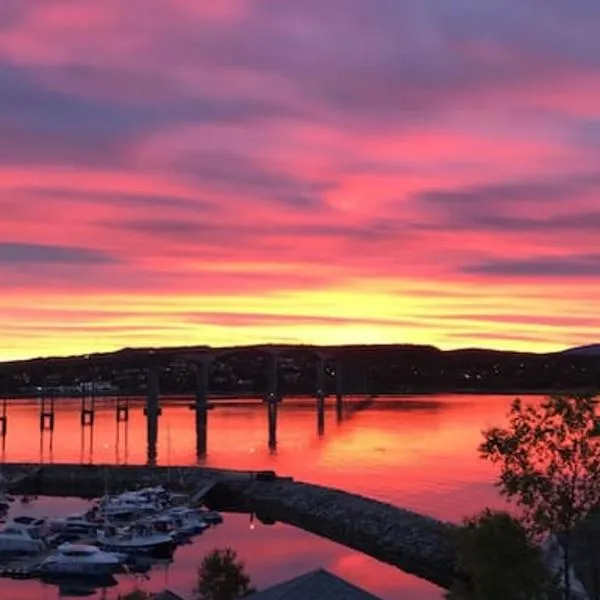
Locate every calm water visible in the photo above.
<box><xmin>0</xmin><ymin>394</ymin><xmax>524</xmax><ymax>599</ymax></box>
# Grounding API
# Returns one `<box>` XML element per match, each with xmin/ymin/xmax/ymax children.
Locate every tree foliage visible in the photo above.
<box><xmin>571</xmin><ymin>506</ymin><xmax>600</xmax><ymax>600</ymax></box>
<box><xmin>446</xmin><ymin>509</ymin><xmax>553</xmax><ymax>600</ymax></box>
<box><xmin>194</xmin><ymin>547</ymin><xmax>255</xmax><ymax>600</ymax></box>
<box><xmin>480</xmin><ymin>394</ymin><xmax>600</xmax><ymax>598</ymax></box>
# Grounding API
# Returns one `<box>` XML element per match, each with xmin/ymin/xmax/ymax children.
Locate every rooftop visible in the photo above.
<box><xmin>153</xmin><ymin>591</ymin><xmax>187</xmax><ymax>600</ymax></box>
<box><xmin>246</xmin><ymin>568</ymin><xmax>383</xmax><ymax>600</ymax></box>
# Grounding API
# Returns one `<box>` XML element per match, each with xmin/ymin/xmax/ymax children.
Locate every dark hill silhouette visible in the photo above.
<box><xmin>561</xmin><ymin>344</ymin><xmax>600</xmax><ymax>357</ymax></box>
<box><xmin>0</xmin><ymin>342</ymin><xmax>598</xmax><ymax>397</ymax></box>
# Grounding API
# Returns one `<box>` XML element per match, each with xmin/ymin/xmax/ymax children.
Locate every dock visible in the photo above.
<box><xmin>0</xmin><ymin>462</ymin><xmax>253</xmax><ymax>498</ymax></box>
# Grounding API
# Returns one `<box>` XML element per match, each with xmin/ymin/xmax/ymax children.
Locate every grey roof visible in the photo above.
<box><xmin>154</xmin><ymin>591</ymin><xmax>188</xmax><ymax>600</ymax></box>
<box><xmin>246</xmin><ymin>569</ymin><xmax>382</xmax><ymax>600</ymax></box>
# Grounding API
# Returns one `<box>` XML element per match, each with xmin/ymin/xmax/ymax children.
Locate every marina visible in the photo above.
<box><xmin>0</xmin><ymin>482</ymin><xmax>224</xmax><ymax>585</ymax></box>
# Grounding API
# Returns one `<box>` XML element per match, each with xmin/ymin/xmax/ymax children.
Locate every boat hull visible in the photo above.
<box><xmin>98</xmin><ymin>539</ymin><xmax>175</xmax><ymax>558</ymax></box>
<box><xmin>0</xmin><ymin>541</ymin><xmax>44</xmax><ymax>555</ymax></box>
<box><xmin>38</xmin><ymin>561</ymin><xmax>122</xmax><ymax>576</ymax></box>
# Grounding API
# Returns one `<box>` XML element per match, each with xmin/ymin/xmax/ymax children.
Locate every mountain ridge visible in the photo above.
<box><xmin>1</xmin><ymin>341</ymin><xmax>596</xmax><ymax>367</ymax></box>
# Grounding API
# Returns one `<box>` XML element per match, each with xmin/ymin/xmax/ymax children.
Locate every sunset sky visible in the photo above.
<box><xmin>1</xmin><ymin>1</ymin><xmax>600</xmax><ymax>360</ymax></box>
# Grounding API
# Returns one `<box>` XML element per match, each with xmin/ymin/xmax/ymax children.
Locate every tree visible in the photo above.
<box><xmin>571</xmin><ymin>506</ymin><xmax>600</xmax><ymax>600</ymax></box>
<box><xmin>194</xmin><ymin>548</ymin><xmax>255</xmax><ymax>600</ymax></box>
<box><xmin>480</xmin><ymin>394</ymin><xmax>600</xmax><ymax>600</ymax></box>
<box><xmin>446</xmin><ymin>509</ymin><xmax>553</xmax><ymax>600</ymax></box>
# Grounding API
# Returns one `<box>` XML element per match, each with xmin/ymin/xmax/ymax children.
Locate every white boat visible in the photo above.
<box><xmin>96</xmin><ymin>492</ymin><xmax>165</xmax><ymax>521</ymax></box>
<box><xmin>97</xmin><ymin>502</ymin><xmax>159</xmax><ymax>522</ymax></box>
<box><xmin>97</xmin><ymin>522</ymin><xmax>175</xmax><ymax>557</ymax></box>
<box><xmin>49</xmin><ymin>513</ymin><xmax>103</xmax><ymax>535</ymax></box>
<box><xmin>151</xmin><ymin>515</ymin><xmax>182</xmax><ymax>541</ymax></box>
<box><xmin>0</xmin><ymin>488</ymin><xmax>12</xmax><ymax>512</ymax></box>
<box><xmin>199</xmin><ymin>509</ymin><xmax>223</xmax><ymax>525</ymax></box>
<box><xmin>165</xmin><ymin>507</ymin><xmax>209</xmax><ymax>535</ymax></box>
<box><xmin>38</xmin><ymin>543</ymin><xmax>126</xmax><ymax>575</ymax></box>
<box><xmin>0</xmin><ymin>525</ymin><xmax>45</xmax><ymax>554</ymax></box>
<box><xmin>9</xmin><ymin>516</ymin><xmax>48</xmax><ymax>537</ymax></box>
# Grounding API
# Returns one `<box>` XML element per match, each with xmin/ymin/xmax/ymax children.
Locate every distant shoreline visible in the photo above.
<box><xmin>2</xmin><ymin>388</ymin><xmax>596</xmax><ymax>402</ymax></box>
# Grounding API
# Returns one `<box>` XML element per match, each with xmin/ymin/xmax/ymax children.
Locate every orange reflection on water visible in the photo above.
<box><xmin>1</xmin><ymin>394</ymin><xmax>523</xmax><ymax>599</ymax></box>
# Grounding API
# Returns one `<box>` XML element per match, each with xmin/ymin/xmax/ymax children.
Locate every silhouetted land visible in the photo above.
<box><xmin>0</xmin><ymin>343</ymin><xmax>598</xmax><ymax>398</ymax></box>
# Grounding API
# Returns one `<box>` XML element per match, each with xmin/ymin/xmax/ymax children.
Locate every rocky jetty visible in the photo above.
<box><xmin>213</xmin><ymin>477</ymin><xmax>458</xmax><ymax>589</ymax></box>
<box><xmin>0</xmin><ymin>462</ymin><xmax>459</xmax><ymax>589</ymax></box>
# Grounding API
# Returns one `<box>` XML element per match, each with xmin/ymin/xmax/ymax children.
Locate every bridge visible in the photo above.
<box><xmin>0</xmin><ymin>462</ymin><xmax>459</xmax><ymax>590</ymax></box>
<box><xmin>0</xmin><ymin>344</ymin><xmax>376</xmax><ymax>463</ymax></box>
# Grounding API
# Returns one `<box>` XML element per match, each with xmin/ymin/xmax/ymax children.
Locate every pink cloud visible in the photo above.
<box><xmin>0</xmin><ymin>1</ymin><xmax>599</xmax><ymax>358</ymax></box>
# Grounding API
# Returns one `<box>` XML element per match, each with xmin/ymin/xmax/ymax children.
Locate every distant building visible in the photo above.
<box><xmin>246</xmin><ymin>568</ymin><xmax>383</xmax><ymax>599</ymax></box>
<box><xmin>150</xmin><ymin>569</ymin><xmax>383</xmax><ymax>600</ymax></box>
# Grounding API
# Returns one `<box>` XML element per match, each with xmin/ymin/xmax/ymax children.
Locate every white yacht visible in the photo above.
<box><xmin>97</xmin><ymin>522</ymin><xmax>175</xmax><ymax>557</ymax></box>
<box><xmin>165</xmin><ymin>507</ymin><xmax>209</xmax><ymax>536</ymax></box>
<box><xmin>38</xmin><ymin>543</ymin><xmax>126</xmax><ymax>575</ymax></box>
<box><xmin>10</xmin><ymin>515</ymin><xmax>48</xmax><ymax>537</ymax></box>
<box><xmin>0</xmin><ymin>525</ymin><xmax>45</xmax><ymax>554</ymax></box>
<box><xmin>96</xmin><ymin>493</ymin><xmax>164</xmax><ymax>522</ymax></box>
<box><xmin>49</xmin><ymin>513</ymin><xmax>103</xmax><ymax>536</ymax></box>
<box><xmin>198</xmin><ymin>508</ymin><xmax>223</xmax><ymax>525</ymax></box>
<box><xmin>0</xmin><ymin>493</ymin><xmax>11</xmax><ymax>513</ymax></box>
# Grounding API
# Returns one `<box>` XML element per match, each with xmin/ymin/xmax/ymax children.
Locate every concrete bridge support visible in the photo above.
<box><xmin>39</xmin><ymin>391</ymin><xmax>55</xmax><ymax>432</ymax></box>
<box><xmin>267</xmin><ymin>399</ymin><xmax>278</xmax><ymax>452</ymax></box>
<box><xmin>316</xmin><ymin>358</ymin><xmax>326</xmax><ymax>436</ymax></box>
<box><xmin>266</xmin><ymin>351</ymin><xmax>279</xmax><ymax>402</ymax></box>
<box><xmin>116</xmin><ymin>397</ymin><xmax>129</xmax><ymax>423</ymax></box>
<box><xmin>80</xmin><ymin>387</ymin><xmax>95</xmax><ymax>427</ymax></box>
<box><xmin>193</xmin><ymin>358</ymin><xmax>212</xmax><ymax>459</ymax></box>
<box><xmin>265</xmin><ymin>352</ymin><xmax>280</xmax><ymax>452</ymax></box>
<box><xmin>145</xmin><ymin>363</ymin><xmax>161</xmax><ymax>465</ymax></box>
<box><xmin>335</xmin><ymin>358</ymin><xmax>344</xmax><ymax>422</ymax></box>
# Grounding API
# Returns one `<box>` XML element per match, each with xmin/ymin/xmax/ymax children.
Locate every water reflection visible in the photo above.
<box><xmin>115</xmin><ymin>421</ymin><xmax>129</xmax><ymax>466</ymax></box>
<box><xmin>1</xmin><ymin>500</ymin><xmax>439</xmax><ymax>600</ymax></box>
<box><xmin>0</xmin><ymin>394</ymin><xmax>529</xmax><ymax>599</ymax></box>
<box><xmin>39</xmin><ymin>430</ymin><xmax>55</xmax><ymax>464</ymax></box>
<box><xmin>41</xmin><ymin>573</ymin><xmax>118</xmax><ymax>597</ymax></box>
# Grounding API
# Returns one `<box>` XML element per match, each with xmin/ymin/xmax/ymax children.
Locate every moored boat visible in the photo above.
<box><xmin>0</xmin><ymin>525</ymin><xmax>45</xmax><ymax>554</ymax></box>
<box><xmin>10</xmin><ymin>516</ymin><xmax>48</xmax><ymax>537</ymax></box>
<box><xmin>97</xmin><ymin>522</ymin><xmax>176</xmax><ymax>557</ymax></box>
<box><xmin>199</xmin><ymin>509</ymin><xmax>223</xmax><ymax>525</ymax></box>
<box><xmin>165</xmin><ymin>507</ymin><xmax>209</xmax><ymax>535</ymax></box>
<box><xmin>37</xmin><ymin>543</ymin><xmax>126</xmax><ymax>576</ymax></box>
<box><xmin>49</xmin><ymin>513</ymin><xmax>103</xmax><ymax>536</ymax></box>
